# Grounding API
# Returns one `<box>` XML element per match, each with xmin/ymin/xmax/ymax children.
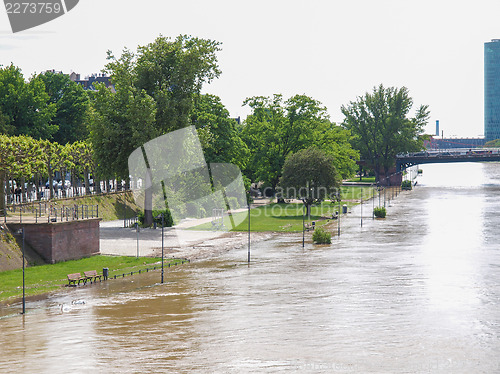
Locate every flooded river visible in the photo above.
<box><xmin>1</xmin><ymin>163</ymin><xmax>500</xmax><ymax>373</ymax></box>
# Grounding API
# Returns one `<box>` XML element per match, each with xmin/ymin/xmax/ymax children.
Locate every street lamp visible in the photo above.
<box><xmin>302</xmin><ymin>203</ymin><xmax>305</xmax><ymax>248</ymax></box>
<box><xmin>155</xmin><ymin>213</ymin><xmax>165</xmax><ymax>284</ymax></box>
<box><xmin>17</xmin><ymin>228</ymin><xmax>25</xmax><ymax>314</ymax></box>
<box><xmin>135</xmin><ymin>222</ymin><xmax>139</xmax><ymax>259</ymax></box>
<box><xmin>360</xmin><ymin>188</ymin><xmax>363</xmax><ymax>228</ymax></box>
<box><xmin>337</xmin><ymin>192</ymin><xmax>341</xmax><ymax>237</ymax></box>
<box><xmin>247</xmin><ymin>199</ymin><xmax>251</xmax><ymax>263</ymax></box>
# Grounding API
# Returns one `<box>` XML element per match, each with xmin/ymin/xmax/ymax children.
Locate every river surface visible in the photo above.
<box><xmin>1</xmin><ymin>163</ymin><xmax>500</xmax><ymax>373</ymax></box>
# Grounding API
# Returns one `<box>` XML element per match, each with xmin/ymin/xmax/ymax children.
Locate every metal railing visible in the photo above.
<box><xmin>5</xmin><ymin>203</ymin><xmax>99</xmax><ymax>223</ymax></box>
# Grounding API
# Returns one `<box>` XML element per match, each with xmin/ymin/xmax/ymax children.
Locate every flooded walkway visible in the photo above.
<box><xmin>1</xmin><ymin>163</ymin><xmax>500</xmax><ymax>373</ymax></box>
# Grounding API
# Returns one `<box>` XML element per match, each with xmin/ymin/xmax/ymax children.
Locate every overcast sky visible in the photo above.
<box><xmin>1</xmin><ymin>0</ymin><xmax>500</xmax><ymax>137</ymax></box>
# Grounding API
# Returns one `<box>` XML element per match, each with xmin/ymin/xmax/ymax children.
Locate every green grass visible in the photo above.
<box><xmin>346</xmin><ymin>176</ymin><xmax>376</xmax><ymax>183</ymax></box>
<box><xmin>191</xmin><ymin>186</ymin><xmax>376</xmax><ymax>233</ymax></box>
<box><xmin>0</xmin><ymin>256</ymin><xmax>185</xmax><ymax>302</ymax></box>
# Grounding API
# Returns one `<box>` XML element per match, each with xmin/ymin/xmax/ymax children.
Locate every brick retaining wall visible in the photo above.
<box><xmin>8</xmin><ymin>219</ymin><xmax>101</xmax><ymax>263</ymax></box>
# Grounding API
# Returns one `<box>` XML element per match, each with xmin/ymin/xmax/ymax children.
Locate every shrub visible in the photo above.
<box><xmin>401</xmin><ymin>180</ymin><xmax>412</xmax><ymax>190</ymax></box>
<box><xmin>312</xmin><ymin>227</ymin><xmax>332</xmax><ymax>244</ymax></box>
<box><xmin>227</xmin><ymin>196</ymin><xmax>240</xmax><ymax>210</ymax></box>
<box><xmin>373</xmin><ymin>206</ymin><xmax>386</xmax><ymax>218</ymax></box>
<box><xmin>138</xmin><ymin>208</ymin><xmax>173</xmax><ymax>227</ymax></box>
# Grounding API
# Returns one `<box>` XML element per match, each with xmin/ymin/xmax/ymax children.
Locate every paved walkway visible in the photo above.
<box><xmin>99</xmin><ymin>200</ymin><xmax>273</xmax><ymax>260</ymax></box>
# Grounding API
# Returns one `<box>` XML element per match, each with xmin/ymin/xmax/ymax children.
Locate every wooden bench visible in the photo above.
<box><xmin>83</xmin><ymin>270</ymin><xmax>102</xmax><ymax>284</ymax></box>
<box><xmin>304</xmin><ymin>223</ymin><xmax>316</xmax><ymax>232</ymax></box>
<box><xmin>67</xmin><ymin>273</ymin><xmax>85</xmax><ymax>286</ymax></box>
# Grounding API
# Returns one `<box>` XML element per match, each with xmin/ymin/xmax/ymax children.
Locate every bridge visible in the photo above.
<box><xmin>396</xmin><ymin>149</ymin><xmax>500</xmax><ymax>171</ymax></box>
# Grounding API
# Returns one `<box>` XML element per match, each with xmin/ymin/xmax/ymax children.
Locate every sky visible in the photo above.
<box><xmin>1</xmin><ymin>0</ymin><xmax>500</xmax><ymax>138</ymax></box>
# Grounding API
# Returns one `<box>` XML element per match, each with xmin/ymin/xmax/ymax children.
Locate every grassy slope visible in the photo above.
<box><xmin>10</xmin><ymin>191</ymin><xmax>142</xmax><ymax>222</ymax></box>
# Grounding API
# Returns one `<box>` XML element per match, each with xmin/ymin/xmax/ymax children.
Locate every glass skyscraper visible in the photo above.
<box><xmin>485</xmin><ymin>39</ymin><xmax>500</xmax><ymax>141</ymax></box>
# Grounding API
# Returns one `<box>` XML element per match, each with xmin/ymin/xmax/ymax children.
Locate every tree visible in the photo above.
<box><xmin>279</xmin><ymin>148</ymin><xmax>340</xmax><ymax>217</ymax></box>
<box><xmin>38</xmin><ymin>71</ymin><xmax>90</xmax><ymax>144</ymax></box>
<box><xmin>191</xmin><ymin>94</ymin><xmax>249</xmax><ymax>170</ymax></box>
<box><xmin>0</xmin><ymin>135</ymin><xmax>15</xmax><ymax>213</ymax></box>
<box><xmin>241</xmin><ymin>94</ymin><xmax>356</xmax><ymax>192</ymax></box>
<box><xmin>69</xmin><ymin>141</ymin><xmax>94</xmax><ymax>195</ymax></box>
<box><xmin>92</xmin><ymin>35</ymin><xmax>222</xmax><ymax>226</ymax></box>
<box><xmin>0</xmin><ymin>64</ymin><xmax>57</xmax><ymax>139</ymax></box>
<box><xmin>341</xmin><ymin>84</ymin><xmax>430</xmax><ymax>183</ymax></box>
<box><xmin>105</xmin><ymin>34</ymin><xmax>222</xmax><ymax>134</ymax></box>
<box><xmin>90</xmin><ymin>81</ymin><xmax>158</xmax><ymax>180</ymax></box>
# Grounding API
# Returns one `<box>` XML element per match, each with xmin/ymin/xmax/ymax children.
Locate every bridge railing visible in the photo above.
<box><xmin>398</xmin><ymin>148</ymin><xmax>500</xmax><ymax>159</ymax></box>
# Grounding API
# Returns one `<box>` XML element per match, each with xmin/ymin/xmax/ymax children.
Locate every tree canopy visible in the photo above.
<box><xmin>91</xmin><ymin>35</ymin><xmax>222</xmax><ymax>181</ymax></box>
<box><xmin>279</xmin><ymin>147</ymin><xmax>340</xmax><ymax>216</ymax></box>
<box><xmin>241</xmin><ymin>94</ymin><xmax>357</xmax><ymax>192</ymax></box>
<box><xmin>191</xmin><ymin>94</ymin><xmax>249</xmax><ymax>170</ymax></box>
<box><xmin>341</xmin><ymin>84</ymin><xmax>430</xmax><ymax>182</ymax></box>
<box><xmin>0</xmin><ymin>64</ymin><xmax>56</xmax><ymax>139</ymax></box>
<box><xmin>38</xmin><ymin>71</ymin><xmax>90</xmax><ymax>144</ymax></box>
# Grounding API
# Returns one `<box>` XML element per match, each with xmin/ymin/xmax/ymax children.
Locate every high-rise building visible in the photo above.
<box><xmin>484</xmin><ymin>39</ymin><xmax>500</xmax><ymax>141</ymax></box>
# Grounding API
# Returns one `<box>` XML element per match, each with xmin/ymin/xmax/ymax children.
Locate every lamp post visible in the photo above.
<box><xmin>360</xmin><ymin>188</ymin><xmax>363</xmax><ymax>228</ymax></box>
<box><xmin>372</xmin><ymin>185</ymin><xmax>375</xmax><ymax>219</ymax></box>
<box><xmin>248</xmin><ymin>200</ymin><xmax>251</xmax><ymax>263</ymax></box>
<box><xmin>155</xmin><ymin>213</ymin><xmax>165</xmax><ymax>284</ymax></box>
<box><xmin>337</xmin><ymin>192</ymin><xmax>341</xmax><ymax>237</ymax></box>
<box><xmin>17</xmin><ymin>228</ymin><xmax>25</xmax><ymax>314</ymax></box>
<box><xmin>302</xmin><ymin>204</ymin><xmax>305</xmax><ymax>248</ymax></box>
<box><xmin>135</xmin><ymin>222</ymin><xmax>139</xmax><ymax>259</ymax></box>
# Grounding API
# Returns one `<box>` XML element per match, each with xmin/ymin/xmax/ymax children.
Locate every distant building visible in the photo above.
<box><xmin>485</xmin><ymin>39</ymin><xmax>500</xmax><ymax>141</ymax></box>
<box><xmin>69</xmin><ymin>72</ymin><xmax>114</xmax><ymax>92</ymax></box>
<box><xmin>425</xmin><ymin>137</ymin><xmax>485</xmax><ymax>149</ymax></box>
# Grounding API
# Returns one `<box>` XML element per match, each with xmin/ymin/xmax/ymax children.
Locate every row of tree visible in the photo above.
<box><xmin>0</xmin><ymin>135</ymin><xmax>94</xmax><ymax>212</ymax></box>
<box><xmin>0</xmin><ymin>34</ymin><xmax>430</xmax><ymax>220</ymax></box>
<box><xmin>0</xmin><ymin>66</ymin><xmax>90</xmax><ymax>144</ymax></box>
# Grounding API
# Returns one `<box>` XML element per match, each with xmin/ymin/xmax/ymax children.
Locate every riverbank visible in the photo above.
<box><xmin>0</xmin><ymin>256</ymin><xmax>186</xmax><ymax>304</ymax></box>
<box><xmin>0</xmin><ymin>183</ymin><xmax>404</xmax><ymax>305</ymax></box>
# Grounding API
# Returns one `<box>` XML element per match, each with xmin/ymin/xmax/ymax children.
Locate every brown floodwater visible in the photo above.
<box><xmin>1</xmin><ymin>163</ymin><xmax>500</xmax><ymax>373</ymax></box>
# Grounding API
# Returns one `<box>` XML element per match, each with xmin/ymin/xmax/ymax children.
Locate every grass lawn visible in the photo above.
<box><xmin>0</xmin><ymin>256</ymin><xmax>185</xmax><ymax>302</ymax></box>
<box><xmin>346</xmin><ymin>176</ymin><xmax>376</xmax><ymax>183</ymax></box>
<box><xmin>191</xmin><ymin>186</ymin><xmax>376</xmax><ymax>233</ymax></box>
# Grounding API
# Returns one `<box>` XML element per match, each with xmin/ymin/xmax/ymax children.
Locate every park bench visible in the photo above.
<box><xmin>67</xmin><ymin>273</ymin><xmax>85</xmax><ymax>286</ymax></box>
<box><xmin>83</xmin><ymin>270</ymin><xmax>102</xmax><ymax>284</ymax></box>
<box><xmin>304</xmin><ymin>222</ymin><xmax>316</xmax><ymax>231</ymax></box>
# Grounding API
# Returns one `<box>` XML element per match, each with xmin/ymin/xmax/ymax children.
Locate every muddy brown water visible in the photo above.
<box><xmin>1</xmin><ymin>163</ymin><xmax>500</xmax><ymax>373</ymax></box>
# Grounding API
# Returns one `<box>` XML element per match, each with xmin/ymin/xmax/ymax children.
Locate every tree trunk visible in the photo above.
<box><xmin>21</xmin><ymin>177</ymin><xmax>25</xmax><ymax>203</ymax></box>
<box><xmin>0</xmin><ymin>171</ymin><xmax>5</xmax><ymax>216</ymax></box>
<box><xmin>84</xmin><ymin>169</ymin><xmax>90</xmax><ymax>195</ymax></box>
<box><xmin>48</xmin><ymin>164</ymin><xmax>54</xmax><ymax>199</ymax></box>
<box><xmin>143</xmin><ymin>168</ymin><xmax>153</xmax><ymax>227</ymax></box>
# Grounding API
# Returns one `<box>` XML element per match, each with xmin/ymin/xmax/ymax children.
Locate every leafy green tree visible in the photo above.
<box><xmin>241</xmin><ymin>94</ymin><xmax>355</xmax><ymax>192</ymax></box>
<box><xmin>313</xmin><ymin>121</ymin><xmax>359</xmax><ymax>179</ymax></box>
<box><xmin>279</xmin><ymin>147</ymin><xmax>340</xmax><ymax>217</ymax></box>
<box><xmin>38</xmin><ymin>71</ymin><xmax>90</xmax><ymax>144</ymax></box>
<box><xmin>68</xmin><ymin>141</ymin><xmax>94</xmax><ymax>195</ymax></box>
<box><xmin>38</xmin><ymin>139</ymin><xmax>62</xmax><ymax>199</ymax></box>
<box><xmin>0</xmin><ymin>64</ymin><xmax>57</xmax><ymax>139</ymax></box>
<box><xmin>89</xmin><ymin>81</ymin><xmax>158</xmax><ymax>182</ymax></box>
<box><xmin>10</xmin><ymin>135</ymin><xmax>43</xmax><ymax>202</ymax></box>
<box><xmin>341</xmin><ymin>84</ymin><xmax>430</xmax><ymax>182</ymax></box>
<box><xmin>93</xmin><ymin>35</ymin><xmax>222</xmax><ymax>226</ymax></box>
<box><xmin>0</xmin><ymin>135</ymin><xmax>15</xmax><ymax>213</ymax></box>
<box><xmin>191</xmin><ymin>94</ymin><xmax>249</xmax><ymax>170</ymax></box>
<box><xmin>103</xmin><ymin>34</ymin><xmax>222</xmax><ymax>134</ymax></box>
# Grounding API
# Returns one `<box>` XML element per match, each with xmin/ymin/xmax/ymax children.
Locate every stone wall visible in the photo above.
<box><xmin>8</xmin><ymin>219</ymin><xmax>101</xmax><ymax>263</ymax></box>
